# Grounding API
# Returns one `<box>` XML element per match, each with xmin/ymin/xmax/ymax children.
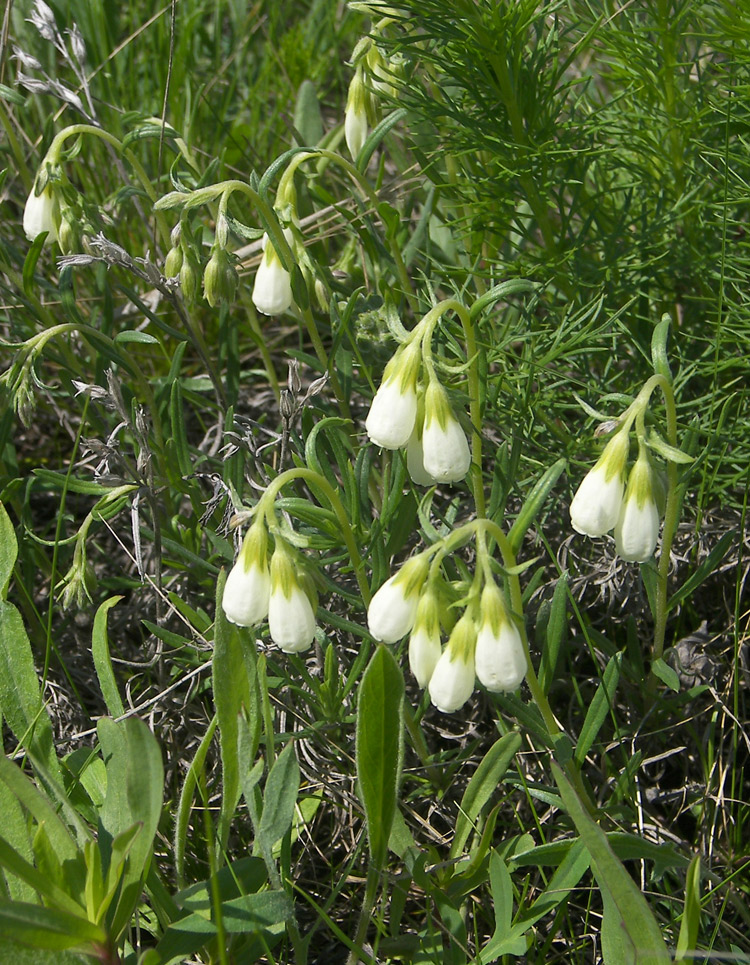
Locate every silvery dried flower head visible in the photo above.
<box><xmin>253</xmin><ymin>229</ymin><xmax>294</xmax><ymax>316</ymax></box>
<box><xmin>367</xmin><ymin>553</ymin><xmax>429</xmax><ymax>643</ymax></box>
<box><xmin>268</xmin><ymin>540</ymin><xmax>317</xmax><ymax>653</ymax></box>
<box><xmin>222</xmin><ymin>522</ymin><xmax>271</xmax><ymax>627</ymax></box>
<box><xmin>474</xmin><ymin>583</ymin><xmax>527</xmax><ymax>693</ymax></box>
<box><xmin>408</xmin><ymin>589</ymin><xmax>442</xmax><ymax>688</ymax></box>
<box><xmin>614</xmin><ymin>447</ymin><xmax>660</xmax><ymax>562</ymax></box>
<box><xmin>420</xmin><ymin>380</ymin><xmax>471</xmax><ymax>484</ymax></box>
<box><xmin>365</xmin><ymin>340</ymin><xmax>422</xmax><ymax>450</ymax></box>
<box><xmin>428</xmin><ymin>611</ymin><xmax>477</xmax><ymax>713</ymax></box>
<box><xmin>23</xmin><ymin>179</ymin><xmax>59</xmax><ymax>244</ymax></box>
<box><xmin>570</xmin><ymin>428</ymin><xmax>630</xmax><ymax>537</ymax></box>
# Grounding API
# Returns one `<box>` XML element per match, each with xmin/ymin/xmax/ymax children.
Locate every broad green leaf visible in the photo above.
<box><xmin>651</xmin><ymin>657</ymin><xmax>680</xmax><ymax>692</ymax></box>
<box><xmin>113</xmin><ymin>330</ymin><xmax>159</xmax><ymax>344</ymax></box>
<box><xmin>355</xmin><ymin>645</ymin><xmax>405</xmax><ymax>869</ymax></box>
<box><xmin>0</xmin><ymin>601</ymin><xmax>62</xmax><ymax>782</ymax></box>
<box><xmin>213</xmin><ymin>570</ymin><xmax>252</xmax><ymax>852</ymax></box>
<box><xmin>574</xmin><ymin>652</ymin><xmax>622</xmax><ymax>767</ymax></box>
<box><xmin>256</xmin><ymin>742</ymin><xmax>300</xmax><ymax>866</ymax></box>
<box><xmin>91</xmin><ymin>597</ymin><xmax>125</xmax><ymax>718</ymax></box>
<box><xmin>552</xmin><ymin>763</ymin><xmax>671</xmax><ymax>964</ymax></box>
<box><xmin>97</xmin><ymin>716</ymin><xmax>163</xmax><ymax>940</ymax></box>
<box><xmin>293</xmin><ymin>79</ymin><xmax>324</xmax><ymax>146</ymax></box>
<box><xmin>0</xmin><ymin>501</ymin><xmax>18</xmax><ymax>599</ymax></box>
<box><xmin>0</xmin><ymin>901</ymin><xmax>106</xmax><ymax>951</ymax></box>
<box><xmin>674</xmin><ymin>855</ymin><xmax>701</xmax><ymax>963</ymax></box>
<box><xmin>0</xmin><ymin>835</ymin><xmax>85</xmax><ymax>916</ymax></box>
<box><xmin>0</xmin><ymin>941</ymin><xmax>85</xmax><ymax>964</ymax></box>
<box><xmin>450</xmin><ymin>732</ymin><xmax>521</xmax><ymax>859</ymax></box>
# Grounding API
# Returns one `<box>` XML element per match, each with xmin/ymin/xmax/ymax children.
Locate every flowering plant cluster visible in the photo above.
<box><xmin>366</xmin><ymin>314</ymin><xmax>472</xmax><ymax>486</ymax></box>
<box><xmin>366</xmin><ymin>526</ymin><xmax>528</xmax><ymax>713</ymax></box>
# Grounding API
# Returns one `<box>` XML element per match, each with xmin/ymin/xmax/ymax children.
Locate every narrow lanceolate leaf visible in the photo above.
<box><xmin>450</xmin><ymin>732</ymin><xmax>522</xmax><ymax>859</ymax></box>
<box><xmin>552</xmin><ymin>763</ymin><xmax>671</xmax><ymax>964</ymax></box>
<box><xmin>539</xmin><ymin>573</ymin><xmax>568</xmax><ymax>695</ymax></box>
<box><xmin>507</xmin><ymin>458</ymin><xmax>567</xmax><ymax>555</ymax></box>
<box><xmin>574</xmin><ymin>652</ymin><xmax>622</xmax><ymax>767</ymax></box>
<box><xmin>355</xmin><ymin>645</ymin><xmax>405</xmax><ymax>869</ymax></box>
<box><xmin>256</xmin><ymin>742</ymin><xmax>300</xmax><ymax>866</ymax></box>
<box><xmin>91</xmin><ymin>597</ymin><xmax>125</xmax><ymax>718</ymax></box>
<box><xmin>0</xmin><ymin>900</ymin><xmax>107</xmax><ymax>950</ymax></box>
<box><xmin>674</xmin><ymin>855</ymin><xmax>701</xmax><ymax>963</ymax></box>
<box><xmin>0</xmin><ymin>601</ymin><xmax>62</xmax><ymax>783</ymax></box>
<box><xmin>0</xmin><ymin>501</ymin><xmax>18</xmax><ymax>599</ymax></box>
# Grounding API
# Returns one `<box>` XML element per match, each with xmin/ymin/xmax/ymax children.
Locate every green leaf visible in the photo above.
<box><xmin>169</xmin><ymin>380</ymin><xmax>193</xmax><ymax>479</ymax></box>
<box><xmin>507</xmin><ymin>458</ymin><xmax>567</xmax><ymax>555</ymax></box>
<box><xmin>645</xmin><ymin>430</ymin><xmax>693</xmax><ymax>465</ymax></box>
<box><xmin>0</xmin><ymin>836</ymin><xmax>85</xmax><ymax>916</ymax></box>
<box><xmin>0</xmin><ymin>901</ymin><xmax>106</xmax><ymax>951</ymax></box>
<box><xmin>293</xmin><ymin>80</ymin><xmax>324</xmax><ymax>146</ymax></box>
<box><xmin>0</xmin><ymin>601</ymin><xmax>61</xmax><ymax>781</ymax></box>
<box><xmin>174</xmin><ymin>715</ymin><xmax>218</xmax><ymax>888</ymax></box>
<box><xmin>650</xmin><ymin>657</ymin><xmax>680</xmax><ymax>692</ymax></box>
<box><xmin>450</xmin><ymin>733</ymin><xmax>521</xmax><ymax>859</ymax></box>
<box><xmin>22</xmin><ymin>234</ymin><xmax>47</xmax><ymax>297</ymax></box>
<box><xmin>97</xmin><ymin>716</ymin><xmax>164</xmax><ymax>939</ymax></box>
<box><xmin>674</xmin><ymin>855</ymin><xmax>701</xmax><ymax>963</ymax></box>
<box><xmin>91</xmin><ymin>597</ymin><xmax>125</xmax><ymax>718</ymax></box>
<box><xmin>355</xmin><ymin>645</ymin><xmax>405</xmax><ymax>869</ymax></box>
<box><xmin>552</xmin><ymin>763</ymin><xmax>671</xmax><ymax>964</ymax></box>
<box><xmin>574</xmin><ymin>652</ymin><xmax>622</xmax><ymax>767</ymax></box>
<box><xmin>667</xmin><ymin>531</ymin><xmax>734</xmax><ymax>611</ymax></box>
<box><xmin>256</xmin><ymin>743</ymin><xmax>300</xmax><ymax>865</ymax></box>
<box><xmin>538</xmin><ymin>573</ymin><xmax>568</xmax><ymax>695</ymax></box>
<box><xmin>113</xmin><ymin>330</ymin><xmax>159</xmax><ymax>344</ymax></box>
<box><xmin>0</xmin><ymin>500</ymin><xmax>18</xmax><ymax>599</ymax></box>
<box><xmin>357</xmin><ymin>107</ymin><xmax>408</xmax><ymax>170</ymax></box>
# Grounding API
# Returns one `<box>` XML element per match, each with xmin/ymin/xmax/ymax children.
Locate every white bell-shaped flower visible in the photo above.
<box><xmin>252</xmin><ymin>229</ymin><xmax>294</xmax><ymax>316</ymax></box>
<box><xmin>23</xmin><ymin>181</ymin><xmax>58</xmax><ymax>244</ymax></box>
<box><xmin>367</xmin><ymin>554</ymin><xmax>429</xmax><ymax>643</ymax></box>
<box><xmin>474</xmin><ymin>583</ymin><xmax>527</xmax><ymax>693</ymax></box>
<box><xmin>268</xmin><ymin>541</ymin><xmax>316</xmax><ymax>652</ymax></box>
<box><xmin>408</xmin><ymin>590</ymin><xmax>442</xmax><ymax>687</ymax></box>
<box><xmin>222</xmin><ymin>523</ymin><xmax>271</xmax><ymax>627</ymax></box>
<box><xmin>365</xmin><ymin>341</ymin><xmax>422</xmax><ymax>450</ymax></box>
<box><xmin>421</xmin><ymin>380</ymin><xmax>471</xmax><ymax>484</ymax></box>
<box><xmin>614</xmin><ymin>448</ymin><xmax>660</xmax><ymax>562</ymax></box>
<box><xmin>406</xmin><ymin>426</ymin><xmax>436</xmax><ymax>487</ymax></box>
<box><xmin>570</xmin><ymin>429</ymin><xmax>630</xmax><ymax>537</ymax></box>
<box><xmin>428</xmin><ymin>611</ymin><xmax>477</xmax><ymax>713</ymax></box>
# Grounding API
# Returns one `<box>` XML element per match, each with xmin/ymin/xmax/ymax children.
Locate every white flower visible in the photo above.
<box><xmin>474</xmin><ymin>584</ymin><xmax>527</xmax><ymax>693</ymax></box>
<box><xmin>428</xmin><ymin>613</ymin><xmax>477</xmax><ymax>714</ymax></box>
<box><xmin>408</xmin><ymin>591</ymin><xmax>442</xmax><ymax>687</ymax></box>
<box><xmin>367</xmin><ymin>554</ymin><xmax>429</xmax><ymax>643</ymax></box>
<box><xmin>365</xmin><ymin>341</ymin><xmax>422</xmax><ymax>450</ymax></box>
<box><xmin>421</xmin><ymin>380</ymin><xmax>471</xmax><ymax>484</ymax></box>
<box><xmin>344</xmin><ymin>70</ymin><xmax>369</xmax><ymax>159</ymax></box>
<box><xmin>614</xmin><ymin>450</ymin><xmax>660</xmax><ymax>562</ymax></box>
<box><xmin>252</xmin><ymin>230</ymin><xmax>293</xmax><ymax>316</ymax></box>
<box><xmin>23</xmin><ymin>182</ymin><xmax>58</xmax><ymax>244</ymax></box>
<box><xmin>222</xmin><ymin>524</ymin><xmax>271</xmax><ymax>627</ymax></box>
<box><xmin>406</xmin><ymin>427</ymin><xmax>435</xmax><ymax>487</ymax></box>
<box><xmin>268</xmin><ymin>542</ymin><xmax>316</xmax><ymax>653</ymax></box>
<box><xmin>570</xmin><ymin>429</ymin><xmax>630</xmax><ymax>537</ymax></box>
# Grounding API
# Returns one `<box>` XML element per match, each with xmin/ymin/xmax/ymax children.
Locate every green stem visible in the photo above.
<box><xmin>345</xmin><ymin>864</ymin><xmax>380</xmax><ymax>965</ymax></box>
<box><xmin>257</xmin><ymin>467</ymin><xmax>369</xmax><ymax>605</ymax></box>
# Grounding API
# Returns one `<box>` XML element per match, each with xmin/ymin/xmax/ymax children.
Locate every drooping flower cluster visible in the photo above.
<box><xmin>570</xmin><ymin>422</ymin><xmax>661</xmax><ymax>563</ymax></box>
<box><xmin>343</xmin><ymin>33</ymin><xmax>398</xmax><ymax>160</ymax></box>
<box><xmin>366</xmin><ymin>328</ymin><xmax>471</xmax><ymax>486</ymax></box>
<box><xmin>222</xmin><ymin>519</ymin><xmax>317</xmax><ymax>653</ymax></box>
<box><xmin>367</xmin><ymin>551</ymin><xmax>527</xmax><ymax>713</ymax></box>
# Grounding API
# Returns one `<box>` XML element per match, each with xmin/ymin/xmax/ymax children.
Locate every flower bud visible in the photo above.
<box><xmin>57</xmin><ymin>206</ymin><xmax>79</xmax><ymax>255</ymax></box>
<box><xmin>179</xmin><ymin>251</ymin><xmax>200</xmax><ymax>304</ymax></box>
<box><xmin>164</xmin><ymin>244</ymin><xmax>183</xmax><ymax>278</ymax></box>
<box><xmin>614</xmin><ymin>448</ymin><xmax>660</xmax><ymax>562</ymax></box>
<box><xmin>222</xmin><ymin>522</ymin><xmax>271</xmax><ymax>627</ymax></box>
<box><xmin>428</xmin><ymin>612</ymin><xmax>477</xmax><ymax>713</ymax></box>
<box><xmin>268</xmin><ymin>541</ymin><xmax>317</xmax><ymax>653</ymax></box>
<box><xmin>365</xmin><ymin>341</ymin><xmax>422</xmax><ymax>450</ymax></box>
<box><xmin>367</xmin><ymin>554</ymin><xmax>429</xmax><ymax>643</ymax></box>
<box><xmin>408</xmin><ymin>589</ymin><xmax>442</xmax><ymax>688</ymax></box>
<box><xmin>23</xmin><ymin>180</ymin><xmax>59</xmax><ymax>244</ymax></box>
<box><xmin>203</xmin><ymin>246</ymin><xmax>238</xmax><ymax>307</ymax></box>
<box><xmin>474</xmin><ymin>583</ymin><xmax>527</xmax><ymax>693</ymax></box>
<box><xmin>252</xmin><ymin>230</ymin><xmax>294</xmax><ymax>316</ymax></box>
<box><xmin>570</xmin><ymin>428</ymin><xmax>630</xmax><ymax>537</ymax></box>
<box><xmin>344</xmin><ymin>69</ymin><xmax>369</xmax><ymax>159</ymax></box>
<box><xmin>420</xmin><ymin>380</ymin><xmax>471</xmax><ymax>484</ymax></box>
